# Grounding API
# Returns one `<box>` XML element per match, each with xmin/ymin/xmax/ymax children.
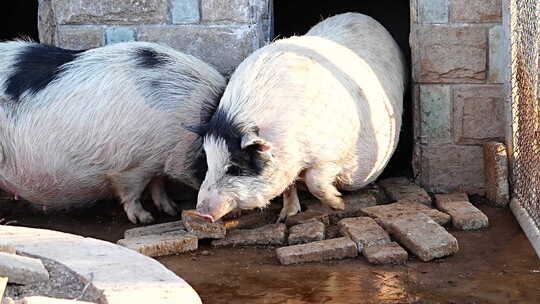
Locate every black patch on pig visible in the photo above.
<box><xmin>192</xmin><ymin>108</ymin><xmax>269</xmax><ymax>176</ymax></box>
<box><xmin>135</xmin><ymin>48</ymin><xmax>169</xmax><ymax>69</ymax></box>
<box><xmin>6</xmin><ymin>44</ymin><xmax>85</xmax><ymax>101</ymax></box>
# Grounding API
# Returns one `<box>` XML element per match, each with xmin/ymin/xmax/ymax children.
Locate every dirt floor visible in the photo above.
<box><xmin>2</xmin><ymin>197</ymin><xmax>540</xmax><ymax>304</ymax></box>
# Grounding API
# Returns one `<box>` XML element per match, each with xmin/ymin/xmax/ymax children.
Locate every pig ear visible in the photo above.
<box><xmin>241</xmin><ymin>133</ymin><xmax>271</xmax><ymax>152</ymax></box>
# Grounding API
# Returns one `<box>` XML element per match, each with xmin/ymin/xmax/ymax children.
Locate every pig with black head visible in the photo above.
<box><xmin>194</xmin><ymin>13</ymin><xmax>407</xmax><ymax>222</ymax></box>
<box><xmin>0</xmin><ymin>40</ymin><xmax>225</xmax><ymax>223</ymax></box>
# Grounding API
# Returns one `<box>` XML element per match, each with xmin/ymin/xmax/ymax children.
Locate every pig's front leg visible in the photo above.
<box><xmin>277</xmin><ymin>183</ymin><xmax>301</xmax><ymax>223</ymax></box>
<box><xmin>109</xmin><ymin>171</ymin><xmax>154</xmax><ymax>224</ymax></box>
<box><xmin>304</xmin><ymin>166</ymin><xmax>345</xmax><ymax>210</ymax></box>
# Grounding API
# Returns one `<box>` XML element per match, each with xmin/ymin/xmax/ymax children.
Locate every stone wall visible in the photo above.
<box><xmin>410</xmin><ymin>0</ymin><xmax>506</xmax><ymax>194</ymax></box>
<box><xmin>38</xmin><ymin>0</ymin><xmax>272</xmax><ymax>75</ymax></box>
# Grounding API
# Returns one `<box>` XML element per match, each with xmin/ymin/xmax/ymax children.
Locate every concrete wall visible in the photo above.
<box><xmin>410</xmin><ymin>0</ymin><xmax>506</xmax><ymax>194</ymax></box>
<box><xmin>38</xmin><ymin>0</ymin><xmax>272</xmax><ymax>75</ymax></box>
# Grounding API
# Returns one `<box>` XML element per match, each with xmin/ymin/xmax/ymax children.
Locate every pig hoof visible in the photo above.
<box><xmin>126</xmin><ymin>209</ymin><xmax>154</xmax><ymax>224</ymax></box>
<box><xmin>276</xmin><ymin>206</ymin><xmax>301</xmax><ymax>223</ymax></box>
<box><xmin>326</xmin><ymin>198</ymin><xmax>345</xmax><ymax>211</ymax></box>
<box><xmin>161</xmin><ymin>201</ymin><xmax>179</xmax><ymax>216</ymax></box>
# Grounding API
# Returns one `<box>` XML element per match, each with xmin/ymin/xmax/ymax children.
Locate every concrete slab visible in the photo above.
<box><xmin>0</xmin><ymin>252</ymin><xmax>49</xmax><ymax>285</ymax></box>
<box><xmin>0</xmin><ymin>226</ymin><xmax>202</xmax><ymax>304</ymax></box>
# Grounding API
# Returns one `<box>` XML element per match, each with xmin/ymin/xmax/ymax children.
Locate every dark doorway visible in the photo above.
<box><xmin>274</xmin><ymin>0</ymin><xmax>413</xmax><ymax>178</ymax></box>
<box><xmin>0</xmin><ymin>2</ymin><xmax>39</xmax><ymax>41</ymax></box>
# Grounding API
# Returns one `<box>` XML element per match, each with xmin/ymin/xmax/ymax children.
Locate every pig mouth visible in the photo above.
<box><xmin>192</xmin><ymin>211</ymin><xmax>216</xmax><ymax>223</ymax></box>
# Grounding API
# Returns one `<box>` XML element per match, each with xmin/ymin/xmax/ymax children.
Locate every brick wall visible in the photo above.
<box><xmin>38</xmin><ymin>0</ymin><xmax>272</xmax><ymax>75</ymax></box>
<box><xmin>411</xmin><ymin>0</ymin><xmax>506</xmax><ymax>194</ymax></box>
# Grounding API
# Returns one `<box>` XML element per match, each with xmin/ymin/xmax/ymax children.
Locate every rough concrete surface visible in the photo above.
<box><xmin>288</xmin><ymin>221</ymin><xmax>325</xmax><ymax>245</ymax></box>
<box><xmin>276</xmin><ymin>237</ymin><xmax>358</xmax><ymax>265</ymax></box>
<box><xmin>0</xmin><ymin>252</ymin><xmax>49</xmax><ymax>285</ymax></box>
<box><xmin>363</xmin><ymin>242</ymin><xmax>408</xmax><ymax>265</ymax></box>
<box><xmin>117</xmin><ymin>231</ymin><xmax>197</xmax><ymax>257</ymax></box>
<box><xmin>360</xmin><ymin>201</ymin><xmax>451</xmax><ymax>228</ymax></box>
<box><xmin>212</xmin><ymin>224</ymin><xmax>287</xmax><ymax>247</ymax></box>
<box><xmin>182</xmin><ymin>210</ymin><xmax>226</xmax><ymax>239</ymax></box>
<box><xmin>435</xmin><ymin>193</ymin><xmax>489</xmax><ymax>230</ymax></box>
<box><xmin>337</xmin><ymin>217</ymin><xmax>390</xmax><ymax>252</ymax></box>
<box><xmin>388</xmin><ymin>213</ymin><xmax>459</xmax><ymax>262</ymax></box>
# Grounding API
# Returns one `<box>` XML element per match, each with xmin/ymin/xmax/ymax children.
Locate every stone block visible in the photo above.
<box><xmin>483</xmin><ymin>142</ymin><xmax>510</xmax><ymax>206</ymax></box>
<box><xmin>417</xmin><ymin>145</ymin><xmax>485</xmax><ymax>194</ymax></box>
<box><xmin>360</xmin><ymin>183</ymin><xmax>389</xmax><ymax>204</ymax></box>
<box><xmin>338</xmin><ymin>217</ymin><xmax>390</xmax><ymax>252</ymax></box>
<box><xmin>137</xmin><ymin>24</ymin><xmax>258</xmax><ymax>75</ymax></box>
<box><xmin>419</xmin><ymin>85</ymin><xmax>452</xmax><ymax>144</ymax></box>
<box><xmin>212</xmin><ymin>224</ymin><xmax>286</xmax><ymax>247</ymax></box>
<box><xmin>117</xmin><ymin>231</ymin><xmax>197</xmax><ymax>257</ymax></box>
<box><xmin>52</xmin><ymin>0</ymin><xmax>169</xmax><ymax>25</ymax></box>
<box><xmin>0</xmin><ymin>252</ymin><xmax>49</xmax><ymax>285</ymax></box>
<box><xmin>0</xmin><ymin>245</ymin><xmax>16</xmax><ymax>254</ymax></box>
<box><xmin>418</xmin><ymin>0</ymin><xmax>449</xmax><ymax>23</ymax></box>
<box><xmin>284</xmin><ymin>210</ymin><xmax>330</xmax><ymax>227</ymax></box>
<box><xmin>38</xmin><ymin>0</ymin><xmax>57</xmax><ymax>45</ymax></box>
<box><xmin>307</xmin><ymin>193</ymin><xmax>377</xmax><ymax>224</ymax></box>
<box><xmin>415</xmin><ymin>26</ymin><xmax>487</xmax><ymax>83</ymax></box>
<box><xmin>201</xmin><ymin>0</ymin><xmax>250</xmax><ymax>23</ymax></box>
<box><xmin>182</xmin><ymin>210</ymin><xmax>226</xmax><ymax>239</ymax></box>
<box><xmin>388</xmin><ymin>213</ymin><xmax>458</xmax><ymax>262</ymax></box>
<box><xmin>224</xmin><ymin>210</ymin><xmax>275</xmax><ymax>230</ymax></box>
<box><xmin>378</xmin><ymin>177</ymin><xmax>432</xmax><ymax>206</ymax></box>
<box><xmin>123</xmin><ymin>221</ymin><xmax>185</xmax><ymax>238</ymax></box>
<box><xmin>360</xmin><ymin>201</ymin><xmax>451</xmax><ymax>229</ymax></box>
<box><xmin>454</xmin><ymin>85</ymin><xmax>505</xmax><ymax>144</ymax></box>
<box><xmin>488</xmin><ymin>25</ymin><xmax>506</xmax><ymax>83</ymax></box>
<box><xmin>363</xmin><ymin>242</ymin><xmax>408</xmax><ymax>265</ymax></box>
<box><xmin>105</xmin><ymin>26</ymin><xmax>136</xmax><ymax>44</ymax></box>
<box><xmin>435</xmin><ymin>193</ymin><xmax>489</xmax><ymax>230</ymax></box>
<box><xmin>325</xmin><ymin>225</ymin><xmax>342</xmax><ymax>239</ymax></box>
<box><xmin>56</xmin><ymin>26</ymin><xmax>104</xmax><ymax>50</ymax></box>
<box><xmin>20</xmin><ymin>296</ymin><xmax>95</xmax><ymax>304</ymax></box>
<box><xmin>276</xmin><ymin>237</ymin><xmax>358</xmax><ymax>265</ymax></box>
<box><xmin>172</xmin><ymin>0</ymin><xmax>200</xmax><ymax>24</ymax></box>
<box><xmin>288</xmin><ymin>221</ymin><xmax>325</xmax><ymax>245</ymax></box>
<box><xmin>450</xmin><ymin>0</ymin><xmax>502</xmax><ymax>23</ymax></box>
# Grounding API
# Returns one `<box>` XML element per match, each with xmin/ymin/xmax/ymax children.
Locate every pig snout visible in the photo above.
<box><xmin>196</xmin><ymin>197</ymin><xmax>236</xmax><ymax>223</ymax></box>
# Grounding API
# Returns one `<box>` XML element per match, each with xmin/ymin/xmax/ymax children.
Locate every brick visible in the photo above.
<box><xmin>360</xmin><ymin>201</ymin><xmax>451</xmax><ymax>229</ymax></box>
<box><xmin>182</xmin><ymin>210</ymin><xmax>226</xmax><ymax>239</ymax></box>
<box><xmin>363</xmin><ymin>242</ymin><xmax>408</xmax><ymax>265</ymax></box>
<box><xmin>0</xmin><ymin>252</ymin><xmax>49</xmax><ymax>285</ymax></box>
<box><xmin>288</xmin><ymin>221</ymin><xmax>325</xmax><ymax>245</ymax></box>
<box><xmin>201</xmin><ymin>0</ymin><xmax>250</xmax><ymax>23</ymax></box>
<box><xmin>105</xmin><ymin>26</ymin><xmax>136</xmax><ymax>44</ymax></box>
<box><xmin>52</xmin><ymin>0</ymin><xmax>169</xmax><ymax>25</ymax></box>
<box><xmin>435</xmin><ymin>193</ymin><xmax>489</xmax><ymax>230</ymax></box>
<box><xmin>276</xmin><ymin>237</ymin><xmax>358</xmax><ymax>265</ymax></box>
<box><xmin>224</xmin><ymin>210</ymin><xmax>275</xmax><ymax>230</ymax></box>
<box><xmin>450</xmin><ymin>0</ymin><xmax>502</xmax><ymax>23</ymax></box>
<box><xmin>56</xmin><ymin>26</ymin><xmax>104</xmax><ymax>50</ymax></box>
<box><xmin>483</xmin><ymin>142</ymin><xmax>510</xmax><ymax>206</ymax></box>
<box><xmin>419</xmin><ymin>85</ymin><xmax>452</xmax><ymax>144</ymax></box>
<box><xmin>418</xmin><ymin>145</ymin><xmax>485</xmax><ymax>194</ymax></box>
<box><xmin>123</xmin><ymin>221</ymin><xmax>184</xmax><ymax>239</ymax></box>
<box><xmin>388</xmin><ymin>213</ymin><xmax>458</xmax><ymax>262</ymax></box>
<box><xmin>415</xmin><ymin>26</ymin><xmax>487</xmax><ymax>83</ymax></box>
<box><xmin>284</xmin><ymin>210</ymin><xmax>329</xmax><ymax>227</ymax></box>
<box><xmin>307</xmin><ymin>193</ymin><xmax>377</xmax><ymax>224</ymax></box>
<box><xmin>488</xmin><ymin>25</ymin><xmax>506</xmax><ymax>83</ymax></box>
<box><xmin>117</xmin><ymin>231</ymin><xmax>197</xmax><ymax>257</ymax></box>
<box><xmin>359</xmin><ymin>183</ymin><xmax>389</xmax><ymax>204</ymax></box>
<box><xmin>325</xmin><ymin>225</ymin><xmax>342</xmax><ymax>239</ymax></box>
<box><xmin>137</xmin><ymin>24</ymin><xmax>257</xmax><ymax>75</ymax></box>
<box><xmin>418</xmin><ymin>0</ymin><xmax>449</xmax><ymax>23</ymax></box>
<box><xmin>378</xmin><ymin>177</ymin><xmax>432</xmax><ymax>206</ymax></box>
<box><xmin>0</xmin><ymin>245</ymin><xmax>16</xmax><ymax>254</ymax></box>
<box><xmin>212</xmin><ymin>224</ymin><xmax>286</xmax><ymax>247</ymax></box>
<box><xmin>338</xmin><ymin>217</ymin><xmax>390</xmax><ymax>252</ymax></box>
<box><xmin>172</xmin><ymin>0</ymin><xmax>200</xmax><ymax>24</ymax></box>
<box><xmin>20</xmin><ymin>296</ymin><xmax>95</xmax><ymax>304</ymax></box>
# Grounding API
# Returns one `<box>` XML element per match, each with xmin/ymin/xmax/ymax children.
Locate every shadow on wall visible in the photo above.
<box><xmin>0</xmin><ymin>2</ymin><xmax>39</xmax><ymax>41</ymax></box>
<box><xmin>274</xmin><ymin>0</ymin><xmax>413</xmax><ymax>179</ymax></box>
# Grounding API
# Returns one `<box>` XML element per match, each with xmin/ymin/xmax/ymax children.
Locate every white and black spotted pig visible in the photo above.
<box><xmin>194</xmin><ymin>13</ymin><xmax>407</xmax><ymax>222</ymax></box>
<box><xmin>0</xmin><ymin>41</ymin><xmax>225</xmax><ymax>223</ymax></box>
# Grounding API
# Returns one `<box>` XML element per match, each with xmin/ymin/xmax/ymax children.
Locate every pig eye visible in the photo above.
<box><xmin>226</xmin><ymin>165</ymin><xmax>242</xmax><ymax>176</ymax></box>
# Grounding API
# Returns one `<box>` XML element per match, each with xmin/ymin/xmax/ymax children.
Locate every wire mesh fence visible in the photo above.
<box><xmin>509</xmin><ymin>0</ymin><xmax>540</xmax><ymax>230</ymax></box>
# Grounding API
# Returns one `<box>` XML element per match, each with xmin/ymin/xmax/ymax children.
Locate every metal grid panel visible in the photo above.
<box><xmin>510</xmin><ymin>0</ymin><xmax>540</xmax><ymax>229</ymax></box>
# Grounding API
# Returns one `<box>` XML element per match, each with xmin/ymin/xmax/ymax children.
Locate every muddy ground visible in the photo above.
<box><xmin>2</xmin><ymin>197</ymin><xmax>540</xmax><ymax>304</ymax></box>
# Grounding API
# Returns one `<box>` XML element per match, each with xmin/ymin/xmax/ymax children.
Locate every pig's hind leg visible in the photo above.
<box><xmin>108</xmin><ymin>170</ymin><xmax>155</xmax><ymax>224</ymax></box>
<box><xmin>149</xmin><ymin>177</ymin><xmax>179</xmax><ymax>216</ymax></box>
<box><xmin>277</xmin><ymin>183</ymin><xmax>301</xmax><ymax>223</ymax></box>
<box><xmin>304</xmin><ymin>166</ymin><xmax>345</xmax><ymax>210</ymax></box>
